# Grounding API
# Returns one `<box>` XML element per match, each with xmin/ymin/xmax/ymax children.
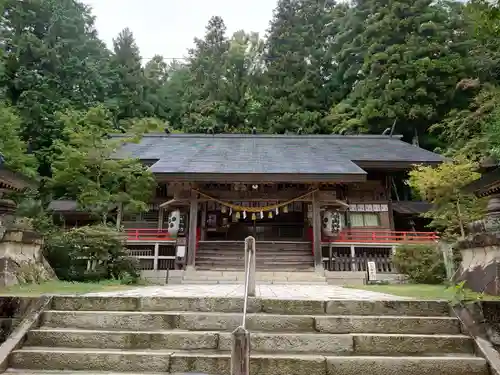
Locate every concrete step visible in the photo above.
<box><xmin>26</xmin><ymin>329</ymin><xmax>475</xmax><ymax>355</ymax></box>
<box><xmin>49</xmin><ymin>296</ymin><xmax>452</xmax><ymax>316</ymax></box>
<box><xmin>9</xmin><ymin>348</ymin><xmax>489</xmax><ymax>375</ymax></box>
<box><xmin>41</xmin><ymin>311</ymin><xmax>461</xmax><ymax>334</ymax></box>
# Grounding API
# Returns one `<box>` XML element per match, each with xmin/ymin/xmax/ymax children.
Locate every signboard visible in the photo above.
<box><xmin>176</xmin><ymin>245</ymin><xmax>186</xmax><ymax>258</ymax></box>
<box><xmin>367</xmin><ymin>261</ymin><xmax>377</xmax><ymax>281</ymax></box>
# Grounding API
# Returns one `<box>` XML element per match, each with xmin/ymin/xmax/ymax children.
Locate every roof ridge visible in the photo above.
<box><xmin>114</xmin><ymin>133</ymin><xmax>404</xmax><ymax>139</ymax></box>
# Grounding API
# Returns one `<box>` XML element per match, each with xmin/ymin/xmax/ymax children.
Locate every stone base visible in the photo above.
<box><xmin>456</xmin><ymin>246</ymin><xmax>500</xmax><ymax>295</ymax></box>
<box><xmin>0</xmin><ymin>229</ymin><xmax>56</xmax><ymax>287</ymax></box>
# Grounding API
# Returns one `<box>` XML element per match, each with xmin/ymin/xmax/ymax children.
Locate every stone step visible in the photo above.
<box><xmin>196</xmin><ymin>251</ymin><xmax>312</xmax><ymax>256</ymax></box>
<box><xmin>4</xmin><ymin>371</ymin><xmax>170</xmax><ymax>375</ymax></box>
<box><xmin>41</xmin><ymin>311</ymin><xmax>460</xmax><ymax>334</ymax></box>
<box><xmin>194</xmin><ymin>262</ymin><xmax>315</xmax><ymax>269</ymax></box>
<box><xmin>9</xmin><ymin>348</ymin><xmax>489</xmax><ymax>375</ymax></box>
<box><xmin>181</xmin><ymin>274</ymin><xmax>326</xmax><ymax>282</ymax></box>
<box><xmin>195</xmin><ymin>255</ymin><xmax>313</xmax><ymax>260</ymax></box>
<box><xmin>10</xmin><ymin>347</ymin><xmax>172</xmax><ymax>372</ymax></box>
<box><xmin>26</xmin><ymin>329</ymin><xmax>475</xmax><ymax>355</ymax></box>
<box><xmin>180</xmin><ymin>280</ymin><xmax>329</xmax><ymax>285</ymax></box>
<box><xmin>49</xmin><ymin>296</ymin><xmax>452</xmax><ymax>316</ymax></box>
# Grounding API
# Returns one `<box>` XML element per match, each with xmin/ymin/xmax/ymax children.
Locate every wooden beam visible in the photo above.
<box><xmin>186</xmin><ymin>192</ymin><xmax>199</xmax><ymax>267</ymax></box>
<box><xmin>159</xmin><ymin>199</ymin><xmax>178</xmax><ymax>208</ymax></box>
<box><xmin>312</xmin><ymin>191</ymin><xmax>323</xmax><ymax>270</ymax></box>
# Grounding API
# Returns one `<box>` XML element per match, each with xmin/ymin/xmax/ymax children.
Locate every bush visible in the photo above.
<box><xmin>43</xmin><ymin>225</ymin><xmax>140</xmax><ymax>283</ymax></box>
<box><xmin>393</xmin><ymin>243</ymin><xmax>446</xmax><ymax>284</ymax></box>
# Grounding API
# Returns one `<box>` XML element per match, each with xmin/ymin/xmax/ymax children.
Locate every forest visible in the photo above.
<box><xmin>1</xmin><ymin>0</ymin><xmax>500</xmax><ymax>232</ymax></box>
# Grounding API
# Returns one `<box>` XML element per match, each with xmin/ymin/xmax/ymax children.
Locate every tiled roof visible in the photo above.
<box><xmin>115</xmin><ymin>134</ymin><xmax>444</xmax><ymax>175</ymax></box>
<box><xmin>392</xmin><ymin>201</ymin><xmax>433</xmax><ymax>215</ymax></box>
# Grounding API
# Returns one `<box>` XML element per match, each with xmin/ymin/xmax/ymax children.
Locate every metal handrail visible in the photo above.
<box><xmin>241</xmin><ymin>236</ymin><xmax>256</xmax><ymax>327</ymax></box>
<box><xmin>231</xmin><ymin>236</ymin><xmax>255</xmax><ymax>375</ymax></box>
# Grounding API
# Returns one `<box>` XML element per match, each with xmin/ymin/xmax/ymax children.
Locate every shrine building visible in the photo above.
<box><xmin>52</xmin><ymin>133</ymin><xmax>443</xmax><ymax>280</ymax></box>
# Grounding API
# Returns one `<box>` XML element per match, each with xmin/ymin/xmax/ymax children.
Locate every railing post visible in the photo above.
<box><xmin>231</xmin><ymin>326</ymin><xmax>250</xmax><ymax>375</ymax></box>
<box><xmin>153</xmin><ymin>243</ymin><xmax>159</xmax><ymax>271</ymax></box>
<box><xmin>244</xmin><ymin>236</ymin><xmax>256</xmax><ymax>297</ymax></box>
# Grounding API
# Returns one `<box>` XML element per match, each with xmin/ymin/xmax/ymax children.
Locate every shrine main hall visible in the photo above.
<box><xmin>53</xmin><ymin>133</ymin><xmax>442</xmax><ymax>281</ymax></box>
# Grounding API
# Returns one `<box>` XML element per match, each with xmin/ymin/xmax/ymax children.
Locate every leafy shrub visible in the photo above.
<box><xmin>393</xmin><ymin>243</ymin><xmax>446</xmax><ymax>284</ymax></box>
<box><xmin>43</xmin><ymin>225</ymin><xmax>139</xmax><ymax>283</ymax></box>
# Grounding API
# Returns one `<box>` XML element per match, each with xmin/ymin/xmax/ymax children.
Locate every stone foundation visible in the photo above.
<box><xmin>0</xmin><ymin>228</ymin><xmax>55</xmax><ymax>287</ymax></box>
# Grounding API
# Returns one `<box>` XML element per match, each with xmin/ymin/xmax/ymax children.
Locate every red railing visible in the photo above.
<box><xmin>125</xmin><ymin>229</ymin><xmax>175</xmax><ymax>241</ymax></box>
<box><xmin>326</xmin><ymin>230</ymin><xmax>438</xmax><ymax>243</ymax></box>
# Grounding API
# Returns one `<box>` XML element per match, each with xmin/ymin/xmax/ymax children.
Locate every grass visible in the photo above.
<box><xmin>347</xmin><ymin>283</ymin><xmax>500</xmax><ymax>301</ymax></box>
<box><xmin>0</xmin><ymin>280</ymin><xmax>135</xmax><ymax>296</ymax></box>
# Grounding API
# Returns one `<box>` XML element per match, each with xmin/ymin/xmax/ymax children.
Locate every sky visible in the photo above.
<box><xmin>81</xmin><ymin>0</ymin><xmax>278</xmax><ymax>63</ymax></box>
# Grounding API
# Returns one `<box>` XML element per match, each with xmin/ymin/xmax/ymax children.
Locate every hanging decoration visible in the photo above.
<box><xmin>268</xmin><ymin>211</ymin><xmax>273</xmax><ymax>219</ymax></box>
<box><xmin>193</xmin><ymin>189</ymin><xmax>318</xmax><ymax>213</ymax></box>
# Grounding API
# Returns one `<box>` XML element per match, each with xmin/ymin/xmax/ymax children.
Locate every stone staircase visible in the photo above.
<box><xmin>4</xmin><ymin>295</ymin><xmax>490</xmax><ymax>374</ymax></box>
<box><xmin>195</xmin><ymin>241</ymin><xmax>314</xmax><ymax>270</ymax></box>
<box><xmin>181</xmin><ymin>270</ymin><xmax>328</xmax><ymax>284</ymax></box>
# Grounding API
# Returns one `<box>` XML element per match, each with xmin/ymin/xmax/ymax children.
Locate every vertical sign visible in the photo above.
<box><xmin>367</xmin><ymin>261</ymin><xmax>377</xmax><ymax>281</ymax></box>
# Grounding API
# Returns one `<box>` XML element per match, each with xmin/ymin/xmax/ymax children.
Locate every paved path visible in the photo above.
<box><xmin>86</xmin><ymin>284</ymin><xmax>408</xmax><ymax>300</ymax></box>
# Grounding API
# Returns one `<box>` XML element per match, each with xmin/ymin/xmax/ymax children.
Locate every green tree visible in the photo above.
<box><xmin>1</xmin><ymin>0</ymin><xmax>114</xmax><ymax>175</ymax></box>
<box><xmin>144</xmin><ymin>55</ymin><xmax>169</xmax><ymax>120</ymax></box>
<box><xmin>433</xmin><ymin>0</ymin><xmax>500</xmax><ymax>159</ymax></box>
<box><xmin>0</xmin><ymin>103</ymin><xmax>38</xmax><ymax>177</ymax></box>
<box><xmin>328</xmin><ymin>0</ymin><xmax>473</xmax><ymax>148</ymax></box>
<box><xmin>108</xmin><ymin>28</ymin><xmax>153</xmax><ymax>123</ymax></box>
<box><xmin>49</xmin><ymin>106</ymin><xmax>160</xmax><ymax>224</ymax></box>
<box><xmin>408</xmin><ymin>159</ymin><xmax>484</xmax><ymax>239</ymax></box>
<box><xmin>263</xmin><ymin>0</ymin><xmax>343</xmax><ymax>134</ymax></box>
<box><xmin>180</xmin><ymin>16</ymin><xmax>232</xmax><ymax>132</ymax></box>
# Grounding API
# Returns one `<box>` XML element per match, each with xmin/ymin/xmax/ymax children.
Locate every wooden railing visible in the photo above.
<box><xmin>125</xmin><ymin>229</ymin><xmax>175</xmax><ymax>242</ymax></box>
<box><xmin>327</xmin><ymin>230</ymin><xmax>438</xmax><ymax>243</ymax></box>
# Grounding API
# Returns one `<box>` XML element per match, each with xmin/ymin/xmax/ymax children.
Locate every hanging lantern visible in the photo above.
<box><xmin>268</xmin><ymin>211</ymin><xmax>273</xmax><ymax>219</ymax></box>
<box><xmin>251</xmin><ymin>213</ymin><xmax>257</xmax><ymax>221</ymax></box>
<box><xmin>283</xmin><ymin>205</ymin><xmax>289</xmax><ymax>213</ymax></box>
<box><xmin>221</xmin><ymin>205</ymin><xmax>227</xmax><ymax>214</ymax></box>
<box><xmin>243</xmin><ymin>211</ymin><xmax>247</xmax><ymax>219</ymax></box>
<box><xmin>236</xmin><ymin>211</ymin><xmax>241</xmax><ymax>219</ymax></box>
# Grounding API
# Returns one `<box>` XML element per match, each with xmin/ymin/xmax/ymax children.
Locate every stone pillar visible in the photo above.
<box><xmin>186</xmin><ymin>193</ymin><xmax>199</xmax><ymax>267</ymax></box>
<box><xmin>350</xmin><ymin>245</ymin><xmax>356</xmax><ymax>272</ymax></box>
<box><xmin>312</xmin><ymin>191</ymin><xmax>323</xmax><ymax>270</ymax></box>
<box><xmin>485</xmin><ymin>194</ymin><xmax>500</xmax><ymax>231</ymax></box>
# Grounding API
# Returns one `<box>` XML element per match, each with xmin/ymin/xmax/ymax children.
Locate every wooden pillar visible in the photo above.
<box><xmin>200</xmin><ymin>202</ymin><xmax>207</xmax><ymax>241</ymax></box>
<box><xmin>158</xmin><ymin>208</ymin><xmax>164</xmax><ymax>230</ymax></box>
<box><xmin>186</xmin><ymin>192</ymin><xmax>199</xmax><ymax>267</ymax></box>
<box><xmin>312</xmin><ymin>191</ymin><xmax>323</xmax><ymax>270</ymax></box>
